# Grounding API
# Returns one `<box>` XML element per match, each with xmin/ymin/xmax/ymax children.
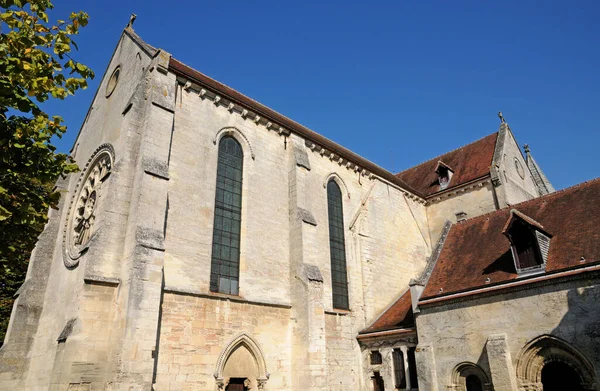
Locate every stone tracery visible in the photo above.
<box><xmin>63</xmin><ymin>144</ymin><xmax>114</xmax><ymax>267</ymax></box>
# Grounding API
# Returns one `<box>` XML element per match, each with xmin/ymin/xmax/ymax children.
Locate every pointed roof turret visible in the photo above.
<box><xmin>524</xmin><ymin>144</ymin><xmax>555</xmax><ymax>195</ymax></box>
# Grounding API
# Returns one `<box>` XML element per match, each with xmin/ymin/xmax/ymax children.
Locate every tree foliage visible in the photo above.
<box><xmin>0</xmin><ymin>0</ymin><xmax>94</xmax><ymax>344</ymax></box>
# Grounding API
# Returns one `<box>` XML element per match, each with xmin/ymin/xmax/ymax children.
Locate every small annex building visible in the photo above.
<box><xmin>363</xmin><ymin>179</ymin><xmax>600</xmax><ymax>391</ymax></box>
<box><xmin>0</xmin><ymin>21</ymin><xmax>598</xmax><ymax>391</ymax></box>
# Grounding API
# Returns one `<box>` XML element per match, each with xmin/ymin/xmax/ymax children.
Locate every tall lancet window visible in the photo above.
<box><xmin>210</xmin><ymin>136</ymin><xmax>243</xmax><ymax>295</ymax></box>
<box><xmin>327</xmin><ymin>180</ymin><xmax>349</xmax><ymax>310</ymax></box>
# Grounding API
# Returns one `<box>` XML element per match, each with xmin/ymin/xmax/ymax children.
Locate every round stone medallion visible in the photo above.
<box><xmin>514</xmin><ymin>157</ymin><xmax>525</xmax><ymax>179</ymax></box>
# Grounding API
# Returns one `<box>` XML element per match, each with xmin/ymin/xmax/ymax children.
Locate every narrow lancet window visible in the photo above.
<box><xmin>210</xmin><ymin>136</ymin><xmax>243</xmax><ymax>295</ymax></box>
<box><xmin>327</xmin><ymin>180</ymin><xmax>349</xmax><ymax>310</ymax></box>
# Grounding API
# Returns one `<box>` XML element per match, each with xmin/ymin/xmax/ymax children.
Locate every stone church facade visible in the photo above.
<box><xmin>1</xmin><ymin>26</ymin><xmax>598</xmax><ymax>391</ymax></box>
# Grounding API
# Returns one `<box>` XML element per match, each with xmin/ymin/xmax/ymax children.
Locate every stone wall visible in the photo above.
<box><xmin>495</xmin><ymin>128</ymin><xmax>539</xmax><ymax>207</ymax></box>
<box><xmin>0</xmin><ymin>30</ymin><xmax>156</xmax><ymax>390</ymax></box>
<box><xmin>325</xmin><ymin>313</ymin><xmax>363</xmax><ymax>390</ymax></box>
<box><xmin>425</xmin><ymin>181</ymin><xmax>497</xmax><ymax>243</ymax></box>
<box><xmin>154</xmin><ymin>293</ymin><xmax>291</xmax><ymax>390</ymax></box>
<box><xmin>158</xmin><ymin>78</ymin><xmax>432</xmax><ymax>389</ymax></box>
<box><xmin>415</xmin><ymin>277</ymin><xmax>600</xmax><ymax>391</ymax></box>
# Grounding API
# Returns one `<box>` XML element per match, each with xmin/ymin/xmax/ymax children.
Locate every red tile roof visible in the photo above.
<box><xmin>395</xmin><ymin>133</ymin><xmax>498</xmax><ymax>197</ymax></box>
<box><xmin>359</xmin><ymin>290</ymin><xmax>414</xmax><ymax>334</ymax></box>
<box><xmin>422</xmin><ymin>178</ymin><xmax>600</xmax><ymax>300</ymax></box>
<box><xmin>168</xmin><ymin>58</ymin><xmax>422</xmax><ymax>198</ymax></box>
<box><xmin>501</xmin><ymin>209</ymin><xmax>548</xmax><ymax>236</ymax></box>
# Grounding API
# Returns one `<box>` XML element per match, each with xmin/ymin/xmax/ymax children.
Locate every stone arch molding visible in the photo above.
<box><xmin>516</xmin><ymin>334</ymin><xmax>596</xmax><ymax>391</ymax></box>
<box><xmin>449</xmin><ymin>362</ymin><xmax>493</xmax><ymax>391</ymax></box>
<box><xmin>214</xmin><ymin>333</ymin><xmax>270</xmax><ymax>390</ymax></box>
<box><xmin>323</xmin><ymin>172</ymin><xmax>350</xmax><ymax>199</ymax></box>
<box><xmin>213</xmin><ymin>126</ymin><xmax>255</xmax><ymax>160</ymax></box>
<box><xmin>63</xmin><ymin>143</ymin><xmax>115</xmax><ymax>268</ymax></box>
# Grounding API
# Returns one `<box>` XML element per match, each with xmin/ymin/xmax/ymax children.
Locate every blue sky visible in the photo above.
<box><xmin>43</xmin><ymin>1</ymin><xmax>599</xmax><ymax>190</ymax></box>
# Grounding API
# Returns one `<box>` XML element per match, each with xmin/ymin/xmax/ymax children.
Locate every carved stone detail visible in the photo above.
<box><xmin>63</xmin><ymin>144</ymin><xmax>114</xmax><ymax>268</ymax></box>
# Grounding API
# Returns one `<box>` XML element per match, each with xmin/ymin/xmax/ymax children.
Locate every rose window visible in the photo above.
<box><xmin>64</xmin><ymin>146</ymin><xmax>113</xmax><ymax>267</ymax></box>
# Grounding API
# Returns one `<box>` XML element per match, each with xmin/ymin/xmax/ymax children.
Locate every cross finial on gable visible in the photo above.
<box><xmin>127</xmin><ymin>13</ymin><xmax>137</xmax><ymax>29</ymax></box>
<box><xmin>498</xmin><ymin>111</ymin><xmax>506</xmax><ymax>123</ymax></box>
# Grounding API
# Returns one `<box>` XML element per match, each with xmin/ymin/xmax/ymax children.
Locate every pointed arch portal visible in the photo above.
<box><xmin>214</xmin><ymin>333</ymin><xmax>269</xmax><ymax>390</ymax></box>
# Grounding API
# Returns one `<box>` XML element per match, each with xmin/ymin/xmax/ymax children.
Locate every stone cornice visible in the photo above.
<box><xmin>356</xmin><ymin>328</ymin><xmax>417</xmax><ymax>347</ymax></box>
<box><xmin>175</xmin><ymin>75</ymin><xmax>428</xmax><ymax>204</ymax></box>
<box><xmin>425</xmin><ymin>176</ymin><xmax>492</xmax><ymax>205</ymax></box>
<box><xmin>163</xmin><ymin>285</ymin><xmax>292</xmax><ymax>309</ymax></box>
<box><xmin>170</xmin><ymin>58</ymin><xmax>426</xmax><ymax>202</ymax></box>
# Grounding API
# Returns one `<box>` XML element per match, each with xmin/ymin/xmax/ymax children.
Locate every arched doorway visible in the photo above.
<box><xmin>466</xmin><ymin>374</ymin><xmax>484</xmax><ymax>391</ymax></box>
<box><xmin>226</xmin><ymin>377</ymin><xmax>250</xmax><ymax>391</ymax></box>
<box><xmin>449</xmin><ymin>362</ymin><xmax>492</xmax><ymax>391</ymax></box>
<box><xmin>541</xmin><ymin>361</ymin><xmax>584</xmax><ymax>391</ymax></box>
<box><xmin>214</xmin><ymin>333</ymin><xmax>269</xmax><ymax>390</ymax></box>
<box><xmin>516</xmin><ymin>335</ymin><xmax>596</xmax><ymax>391</ymax></box>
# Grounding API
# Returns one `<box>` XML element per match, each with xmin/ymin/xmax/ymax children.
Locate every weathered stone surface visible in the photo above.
<box><xmin>416</xmin><ymin>278</ymin><xmax>600</xmax><ymax>391</ymax></box>
<box><xmin>297</xmin><ymin>207</ymin><xmax>317</xmax><ymax>226</ymax></box>
<box><xmin>293</xmin><ymin>141</ymin><xmax>311</xmax><ymax>170</ymax></box>
<box><xmin>487</xmin><ymin>334</ymin><xmax>519</xmax><ymax>391</ymax></box>
<box><xmin>304</xmin><ymin>264</ymin><xmax>323</xmax><ymax>282</ymax></box>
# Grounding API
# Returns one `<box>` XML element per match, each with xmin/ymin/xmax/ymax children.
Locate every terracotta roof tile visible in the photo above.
<box><xmin>501</xmin><ymin>209</ymin><xmax>548</xmax><ymax>236</ymax></box>
<box><xmin>396</xmin><ymin>132</ymin><xmax>498</xmax><ymax>197</ymax></box>
<box><xmin>360</xmin><ymin>290</ymin><xmax>414</xmax><ymax>334</ymax></box>
<box><xmin>168</xmin><ymin>58</ymin><xmax>422</xmax><ymax>198</ymax></box>
<box><xmin>422</xmin><ymin>178</ymin><xmax>600</xmax><ymax>300</ymax></box>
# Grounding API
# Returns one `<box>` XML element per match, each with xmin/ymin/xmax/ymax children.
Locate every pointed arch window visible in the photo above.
<box><xmin>210</xmin><ymin>136</ymin><xmax>243</xmax><ymax>295</ymax></box>
<box><xmin>327</xmin><ymin>180</ymin><xmax>349</xmax><ymax>310</ymax></box>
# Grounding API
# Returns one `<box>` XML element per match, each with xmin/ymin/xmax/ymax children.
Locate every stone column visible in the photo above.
<box><xmin>400</xmin><ymin>346</ymin><xmax>411</xmax><ymax>390</ymax></box>
<box><xmin>486</xmin><ymin>334</ymin><xmax>518</xmax><ymax>391</ymax></box>
<box><xmin>379</xmin><ymin>348</ymin><xmax>394</xmax><ymax>390</ymax></box>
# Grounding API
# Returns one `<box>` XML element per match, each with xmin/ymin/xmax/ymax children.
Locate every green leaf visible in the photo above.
<box><xmin>0</xmin><ymin>205</ymin><xmax>12</xmax><ymax>221</ymax></box>
<box><xmin>0</xmin><ymin>0</ymin><xmax>93</xmax><ymax>344</ymax></box>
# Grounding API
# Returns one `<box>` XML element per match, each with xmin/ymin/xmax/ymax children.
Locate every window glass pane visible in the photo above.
<box><xmin>327</xmin><ymin>180</ymin><xmax>349</xmax><ymax>309</ymax></box>
<box><xmin>393</xmin><ymin>349</ymin><xmax>407</xmax><ymax>388</ymax></box>
<box><xmin>370</xmin><ymin>351</ymin><xmax>382</xmax><ymax>365</ymax></box>
<box><xmin>210</xmin><ymin>137</ymin><xmax>243</xmax><ymax>295</ymax></box>
<box><xmin>407</xmin><ymin>347</ymin><xmax>418</xmax><ymax>388</ymax></box>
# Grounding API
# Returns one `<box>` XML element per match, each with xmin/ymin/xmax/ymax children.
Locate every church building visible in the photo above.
<box><xmin>1</xmin><ymin>24</ymin><xmax>598</xmax><ymax>391</ymax></box>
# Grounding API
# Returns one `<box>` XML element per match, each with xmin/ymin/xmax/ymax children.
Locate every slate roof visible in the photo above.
<box><xmin>395</xmin><ymin>132</ymin><xmax>498</xmax><ymax>197</ymax></box>
<box><xmin>359</xmin><ymin>289</ymin><xmax>414</xmax><ymax>334</ymax></box>
<box><xmin>421</xmin><ymin>178</ymin><xmax>600</xmax><ymax>300</ymax></box>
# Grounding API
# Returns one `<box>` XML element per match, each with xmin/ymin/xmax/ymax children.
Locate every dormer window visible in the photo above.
<box><xmin>435</xmin><ymin>161</ymin><xmax>454</xmax><ymax>190</ymax></box>
<box><xmin>502</xmin><ymin>209</ymin><xmax>552</xmax><ymax>275</ymax></box>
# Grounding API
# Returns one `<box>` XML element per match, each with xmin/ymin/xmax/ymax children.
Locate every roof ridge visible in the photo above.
<box><xmin>396</xmin><ymin>131</ymin><xmax>498</xmax><ymax>176</ymax></box>
<box><xmin>456</xmin><ymin>177</ymin><xmax>600</xmax><ymax>226</ymax></box>
<box><xmin>169</xmin><ymin>57</ymin><xmax>425</xmax><ymax>198</ymax></box>
<box><xmin>123</xmin><ymin>27</ymin><xmax>157</xmax><ymax>56</ymax></box>
<box><xmin>170</xmin><ymin>57</ymin><xmax>270</xmax><ymax>115</ymax></box>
